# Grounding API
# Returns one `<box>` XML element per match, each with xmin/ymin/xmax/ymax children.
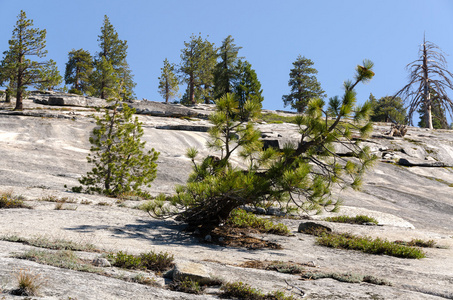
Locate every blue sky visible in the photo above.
<box><xmin>1</xmin><ymin>0</ymin><xmax>452</xmax><ymax>115</ymax></box>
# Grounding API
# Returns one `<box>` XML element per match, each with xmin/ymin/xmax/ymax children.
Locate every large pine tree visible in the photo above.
<box><xmin>65</xmin><ymin>49</ymin><xmax>93</xmax><ymax>95</ymax></box>
<box><xmin>235</xmin><ymin>60</ymin><xmax>263</xmax><ymax>119</ymax></box>
<box><xmin>213</xmin><ymin>35</ymin><xmax>242</xmax><ymax>100</ymax></box>
<box><xmin>92</xmin><ymin>15</ymin><xmax>135</xmax><ymax>100</ymax></box>
<box><xmin>282</xmin><ymin>55</ymin><xmax>326</xmax><ymax>113</ymax></box>
<box><xmin>0</xmin><ymin>10</ymin><xmax>53</xmax><ymax>110</ymax></box>
<box><xmin>179</xmin><ymin>34</ymin><xmax>217</xmax><ymax>104</ymax></box>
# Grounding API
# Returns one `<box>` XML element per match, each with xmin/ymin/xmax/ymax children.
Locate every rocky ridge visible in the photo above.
<box><xmin>0</xmin><ymin>93</ymin><xmax>452</xmax><ymax>299</ymax></box>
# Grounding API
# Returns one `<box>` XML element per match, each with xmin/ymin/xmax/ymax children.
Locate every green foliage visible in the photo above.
<box><xmin>259</xmin><ymin>112</ymin><xmax>298</xmax><ymax>124</ymax></box>
<box><xmin>227</xmin><ymin>209</ymin><xmax>290</xmax><ymax>235</ymax></box>
<box><xmin>158</xmin><ymin>58</ymin><xmax>179</xmax><ymax>102</ymax></box>
<box><xmin>282</xmin><ymin>55</ymin><xmax>326</xmax><ymax>113</ymax></box>
<box><xmin>302</xmin><ymin>271</ymin><xmax>392</xmax><ymax>286</ymax></box>
<box><xmin>0</xmin><ymin>235</ymin><xmax>99</xmax><ymax>252</ymax></box>
<box><xmin>395</xmin><ymin>239</ymin><xmax>436</xmax><ymax>248</ymax></box>
<box><xmin>65</xmin><ymin>48</ymin><xmax>93</xmax><ymax>95</ymax></box>
<box><xmin>107</xmin><ymin>250</ymin><xmax>174</xmax><ymax>272</ymax></box>
<box><xmin>323</xmin><ymin>215</ymin><xmax>378</xmax><ymax>225</ymax></box>
<box><xmin>91</xmin><ymin>15</ymin><xmax>135</xmax><ymax>100</ymax></box>
<box><xmin>316</xmin><ymin>232</ymin><xmax>426</xmax><ymax>259</ymax></box>
<box><xmin>78</xmin><ymin>91</ymin><xmax>159</xmax><ymax>196</ymax></box>
<box><xmin>0</xmin><ymin>10</ymin><xmax>53</xmax><ymax>110</ymax></box>
<box><xmin>418</xmin><ymin>91</ymin><xmax>449</xmax><ymax>129</ymax></box>
<box><xmin>213</xmin><ymin>35</ymin><xmax>242</xmax><ymax>99</ymax></box>
<box><xmin>17</xmin><ymin>249</ymin><xmax>101</xmax><ymax>273</ymax></box>
<box><xmin>35</xmin><ymin>59</ymin><xmax>63</xmax><ymax>91</ymax></box>
<box><xmin>235</xmin><ymin>60</ymin><xmax>264</xmax><ymax>118</ymax></box>
<box><xmin>369</xmin><ymin>94</ymin><xmax>407</xmax><ymax>124</ymax></box>
<box><xmin>169</xmin><ymin>279</ymin><xmax>204</xmax><ymax>294</ymax></box>
<box><xmin>179</xmin><ymin>33</ymin><xmax>217</xmax><ymax>104</ymax></box>
<box><xmin>264</xmin><ymin>261</ymin><xmax>304</xmax><ymax>274</ymax></box>
<box><xmin>147</xmin><ymin>61</ymin><xmax>376</xmax><ymax>230</ymax></box>
<box><xmin>221</xmin><ymin>281</ymin><xmax>296</xmax><ymax>300</ymax></box>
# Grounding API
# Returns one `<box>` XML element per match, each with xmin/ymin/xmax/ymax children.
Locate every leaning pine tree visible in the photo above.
<box><xmin>77</xmin><ymin>82</ymin><xmax>159</xmax><ymax>197</ymax></box>
<box><xmin>144</xmin><ymin>60</ymin><xmax>376</xmax><ymax>229</ymax></box>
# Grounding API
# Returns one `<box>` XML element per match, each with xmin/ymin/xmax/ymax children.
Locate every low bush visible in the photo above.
<box><xmin>395</xmin><ymin>239</ymin><xmax>436</xmax><ymax>248</ymax></box>
<box><xmin>323</xmin><ymin>215</ymin><xmax>378</xmax><ymax>225</ymax></box>
<box><xmin>108</xmin><ymin>250</ymin><xmax>174</xmax><ymax>272</ymax></box>
<box><xmin>227</xmin><ymin>209</ymin><xmax>290</xmax><ymax>235</ymax></box>
<box><xmin>316</xmin><ymin>232</ymin><xmax>426</xmax><ymax>259</ymax></box>
<box><xmin>221</xmin><ymin>281</ymin><xmax>296</xmax><ymax>300</ymax></box>
<box><xmin>0</xmin><ymin>191</ymin><xmax>30</xmax><ymax>209</ymax></box>
<box><xmin>259</xmin><ymin>112</ymin><xmax>298</xmax><ymax>124</ymax></box>
<box><xmin>169</xmin><ymin>278</ymin><xmax>204</xmax><ymax>294</ymax></box>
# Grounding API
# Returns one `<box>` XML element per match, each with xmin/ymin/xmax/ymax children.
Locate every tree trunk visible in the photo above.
<box><xmin>422</xmin><ymin>40</ymin><xmax>433</xmax><ymax>129</ymax></box>
<box><xmin>189</xmin><ymin>73</ymin><xmax>195</xmax><ymax>105</ymax></box>
<box><xmin>15</xmin><ymin>56</ymin><xmax>23</xmax><ymax>111</ymax></box>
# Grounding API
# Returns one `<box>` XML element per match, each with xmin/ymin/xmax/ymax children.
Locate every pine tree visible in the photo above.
<box><xmin>36</xmin><ymin>59</ymin><xmax>62</xmax><ymax>91</ymax></box>
<box><xmin>89</xmin><ymin>57</ymin><xmax>119</xmax><ymax>100</ymax></box>
<box><xmin>418</xmin><ymin>90</ymin><xmax>448</xmax><ymax>129</ymax></box>
<box><xmin>78</xmin><ymin>85</ymin><xmax>159</xmax><ymax>196</ymax></box>
<box><xmin>0</xmin><ymin>10</ymin><xmax>53</xmax><ymax>110</ymax></box>
<box><xmin>370</xmin><ymin>95</ymin><xmax>407</xmax><ymax>124</ymax></box>
<box><xmin>213</xmin><ymin>35</ymin><xmax>242</xmax><ymax>99</ymax></box>
<box><xmin>179</xmin><ymin>34</ymin><xmax>217</xmax><ymax>104</ymax></box>
<box><xmin>65</xmin><ymin>49</ymin><xmax>93</xmax><ymax>95</ymax></box>
<box><xmin>235</xmin><ymin>60</ymin><xmax>263</xmax><ymax>119</ymax></box>
<box><xmin>158</xmin><ymin>58</ymin><xmax>179</xmax><ymax>103</ymax></box>
<box><xmin>92</xmin><ymin>15</ymin><xmax>135</xmax><ymax>100</ymax></box>
<box><xmin>145</xmin><ymin>60</ymin><xmax>376</xmax><ymax>229</ymax></box>
<box><xmin>282</xmin><ymin>55</ymin><xmax>326</xmax><ymax>113</ymax></box>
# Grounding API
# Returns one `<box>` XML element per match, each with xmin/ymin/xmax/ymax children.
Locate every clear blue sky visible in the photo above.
<box><xmin>1</xmin><ymin>0</ymin><xmax>452</xmax><ymax>114</ymax></box>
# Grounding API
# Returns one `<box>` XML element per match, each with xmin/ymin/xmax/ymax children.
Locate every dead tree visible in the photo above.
<box><xmin>394</xmin><ymin>36</ymin><xmax>453</xmax><ymax>129</ymax></box>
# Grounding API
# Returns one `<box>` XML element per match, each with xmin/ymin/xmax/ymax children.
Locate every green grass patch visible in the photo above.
<box><xmin>302</xmin><ymin>271</ymin><xmax>391</xmax><ymax>286</ymax></box>
<box><xmin>221</xmin><ymin>281</ymin><xmax>296</xmax><ymax>300</ymax></box>
<box><xmin>0</xmin><ymin>235</ymin><xmax>100</xmax><ymax>252</ymax></box>
<box><xmin>0</xmin><ymin>191</ymin><xmax>31</xmax><ymax>209</ymax></box>
<box><xmin>259</xmin><ymin>112</ymin><xmax>298</xmax><ymax>124</ymax></box>
<box><xmin>323</xmin><ymin>215</ymin><xmax>378</xmax><ymax>225</ymax></box>
<box><xmin>395</xmin><ymin>238</ymin><xmax>436</xmax><ymax>248</ymax></box>
<box><xmin>227</xmin><ymin>209</ymin><xmax>290</xmax><ymax>235</ymax></box>
<box><xmin>241</xmin><ymin>260</ymin><xmax>304</xmax><ymax>274</ymax></box>
<box><xmin>16</xmin><ymin>249</ymin><xmax>101</xmax><ymax>273</ymax></box>
<box><xmin>317</xmin><ymin>233</ymin><xmax>426</xmax><ymax>259</ymax></box>
<box><xmin>107</xmin><ymin>250</ymin><xmax>174</xmax><ymax>272</ymax></box>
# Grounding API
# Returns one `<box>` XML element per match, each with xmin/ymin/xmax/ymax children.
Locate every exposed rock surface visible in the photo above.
<box><xmin>29</xmin><ymin>91</ymin><xmax>109</xmax><ymax>107</ymax></box>
<box><xmin>0</xmin><ymin>98</ymin><xmax>452</xmax><ymax>299</ymax></box>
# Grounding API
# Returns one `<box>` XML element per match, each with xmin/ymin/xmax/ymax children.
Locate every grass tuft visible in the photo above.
<box><xmin>227</xmin><ymin>209</ymin><xmax>290</xmax><ymax>235</ymax></box>
<box><xmin>107</xmin><ymin>250</ymin><xmax>174</xmax><ymax>272</ymax></box>
<box><xmin>221</xmin><ymin>281</ymin><xmax>296</xmax><ymax>300</ymax></box>
<box><xmin>16</xmin><ymin>250</ymin><xmax>101</xmax><ymax>273</ymax></box>
<box><xmin>395</xmin><ymin>238</ymin><xmax>436</xmax><ymax>248</ymax></box>
<box><xmin>323</xmin><ymin>215</ymin><xmax>378</xmax><ymax>225</ymax></box>
<box><xmin>0</xmin><ymin>235</ymin><xmax>100</xmax><ymax>252</ymax></box>
<box><xmin>0</xmin><ymin>190</ymin><xmax>31</xmax><ymax>209</ymax></box>
<box><xmin>12</xmin><ymin>269</ymin><xmax>47</xmax><ymax>296</ymax></box>
<box><xmin>316</xmin><ymin>232</ymin><xmax>426</xmax><ymax>259</ymax></box>
<box><xmin>302</xmin><ymin>271</ymin><xmax>392</xmax><ymax>286</ymax></box>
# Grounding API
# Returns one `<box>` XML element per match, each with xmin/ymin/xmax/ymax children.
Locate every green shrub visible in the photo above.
<box><xmin>227</xmin><ymin>209</ymin><xmax>290</xmax><ymax>235</ymax></box>
<box><xmin>108</xmin><ymin>250</ymin><xmax>174</xmax><ymax>272</ymax></box>
<box><xmin>265</xmin><ymin>261</ymin><xmax>304</xmax><ymax>274</ymax></box>
<box><xmin>323</xmin><ymin>215</ymin><xmax>378</xmax><ymax>225</ymax></box>
<box><xmin>259</xmin><ymin>112</ymin><xmax>298</xmax><ymax>124</ymax></box>
<box><xmin>395</xmin><ymin>239</ymin><xmax>436</xmax><ymax>248</ymax></box>
<box><xmin>169</xmin><ymin>279</ymin><xmax>204</xmax><ymax>294</ymax></box>
<box><xmin>221</xmin><ymin>281</ymin><xmax>296</xmax><ymax>300</ymax></box>
<box><xmin>317</xmin><ymin>233</ymin><xmax>426</xmax><ymax>259</ymax></box>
